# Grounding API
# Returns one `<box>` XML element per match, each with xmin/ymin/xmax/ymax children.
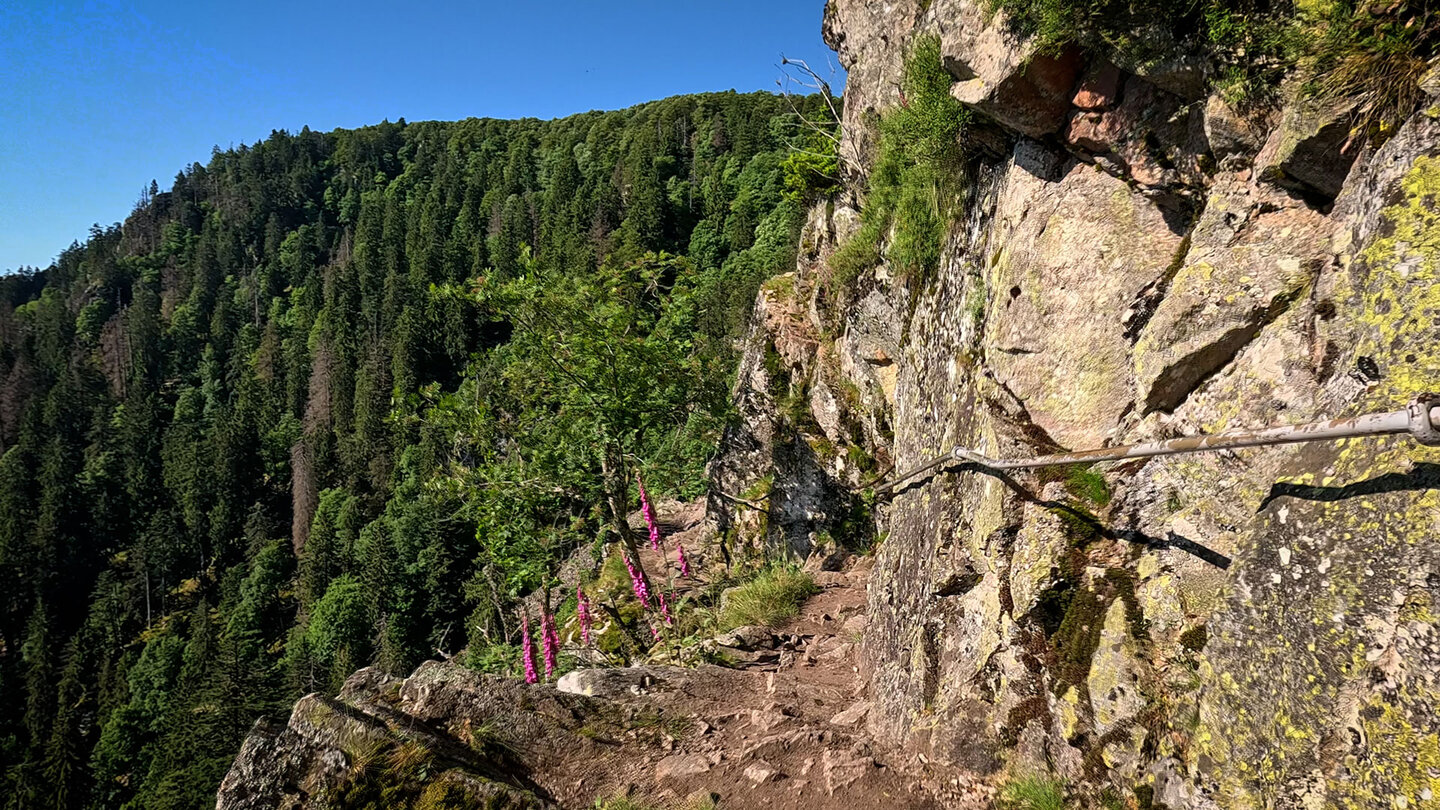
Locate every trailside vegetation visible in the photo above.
<box><xmin>0</xmin><ymin>90</ymin><xmax>832</xmax><ymax>810</ymax></box>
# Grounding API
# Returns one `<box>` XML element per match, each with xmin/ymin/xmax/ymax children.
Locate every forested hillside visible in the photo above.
<box><xmin>0</xmin><ymin>90</ymin><xmax>836</xmax><ymax>809</ymax></box>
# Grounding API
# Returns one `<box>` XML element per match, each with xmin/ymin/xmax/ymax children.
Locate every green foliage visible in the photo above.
<box><xmin>990</xmin><ymin>0</ymin><xmax>1440</xmax><ymax>127</ymax></box>
<box><xmin>998</xmin><ymin>774</ymin><xmax>1068</xmax><ymax>810</ymax></box>
<box><xmin>717</xmin><ymin>565</ymin><xmax>819</xmax><ymax>630</ymax></box>
<box><xmin>987</xmin><ymin>0</ymin><xmax>1299</xmax><ymax>107</ymax></box>
<box><xmin>301</xmin><ymin>574</ymin><xmax>371</xmax><ymax>690</ymax></box>
<box><xmin>0</xmin><ymin>90</ymin><xmax>820</xmax><ymax>805</ymax></box>
<box><xmin>781</xmin><ymin>130</ymin><xmax>840</xmax><ymax>201</ymax></box>
<box><xmin>1304</xmin><ymin>0</ymin><xmax>1440</xmax><ymax>140</ymax></box>
<box><xmin>829</xmin><ymin>35</ymin><xmax>968</xmax><ymax>291</ymax></box>
<box><xmin>1037</xmin><ymin>464</ymin><xmax>1112</xmax><ymax>507</ymax></box>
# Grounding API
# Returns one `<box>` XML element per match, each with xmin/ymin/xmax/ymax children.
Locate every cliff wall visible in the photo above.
<box><xmin>710</xmin><ymin>2</ymin><xmax>1440</xmax><ymax>805</ymax></box>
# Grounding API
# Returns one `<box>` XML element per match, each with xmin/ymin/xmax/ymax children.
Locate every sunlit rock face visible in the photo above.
<box><xmin>707</xmin><ymin>1</ymin><xmax>1440</xmax><ymax>804</ymax></box>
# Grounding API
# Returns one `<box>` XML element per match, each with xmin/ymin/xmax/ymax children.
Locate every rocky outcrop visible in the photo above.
<box><xmin>706</xmin><ymin>203</ymin><xmax>882</xmax><ymax>561</ymax></box>
<box><xmin>709</xmin><ymin>1</ymin><xmax>1440</xmax><ymax>806</ymax></box>
<box><xmin>217</xmin><ymin>666</ymin><xmax>562</xmax><ymax>809</ymax></box>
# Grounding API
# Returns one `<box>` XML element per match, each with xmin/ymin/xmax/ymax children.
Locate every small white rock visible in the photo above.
<box><xmin>745</xmin><ymin>761</ymin><xmax>783</xmax><ymax>784</ymax></box>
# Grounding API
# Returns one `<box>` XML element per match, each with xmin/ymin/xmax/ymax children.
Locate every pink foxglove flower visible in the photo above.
<box><xmin>638</xmin><ymin>474</ymin><xmax>662</xmax><ymax>552</ymax></box>
<box><xmin>623</xmin><ymin>553</ymin><xmax>651</xmax><ymax>608</ymax></box>
<box><xmin>676</xmin><ymin>544</ymin><xmax>692</xmax><ymax>579</ymax></box>
<box><xmin>520</xmin><ymin>614</ymin><xmax>538</xmax><ymax>684</ymax></box>
<box><xmin>649</xmin><ymin>622</ymin><xmax>662</xmax><ymax>642</ymax></box>
<box><xmin>576</xmin><ymin>586</ymin><xmax>592</xmax><ymax>645</ymax></box>
<box><xmin>657</xmin><ymin>590</ymin><xmax>674</xmax><ymax>626</ymax></box>
<box><xmin>541</xmin><ymin>610</ymin><xmax>558</xmax><ymax>678</ymax></box>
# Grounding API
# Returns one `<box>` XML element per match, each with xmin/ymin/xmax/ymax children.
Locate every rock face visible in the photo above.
<box><xmin>707</xmin><ymin>1</ymin><xmax>1440</xmax><ymax>807</ymax></box>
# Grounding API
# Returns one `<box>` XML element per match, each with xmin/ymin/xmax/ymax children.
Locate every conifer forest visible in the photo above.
<box><xmin>0</xmin><ymin>91</ymin><xmax>837</xmax><ymax>809</ymax></box>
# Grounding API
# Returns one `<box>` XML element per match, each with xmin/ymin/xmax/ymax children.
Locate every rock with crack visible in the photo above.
<box><xmin>987</xmin><ymin>143</ymin><xmax>1187</xmax><ymax>448</ymax></box>
<box><xmin>1086</xmin><ymin>599</ymin><xmax>1149</xmax><ymax>781</ymax></box>
<box><xmin>655</xmin><ymin>753</ymin><xmax>714</xmax><ymax>781</ymax></box>
<box><xmin>1064</xmin><ymin>73</ymin><xmax>1208</xmax><ymax>190</ymax></box>
<box><xmin>822</xmin><ymin>749</ymin><xmax>876</xmax><ymax>795</ymax></box>
<box><xmin>1008</xmin><ymin>486</ymin><xmax>1074</xmax><ymax>620</ymax></box>
<box><xmin>932</xmin><ymin>2</ymin><xmax>1083</xmax><ymax>138</ymax></box>
<box><xmin>1256</xmin><ymin>97</ymin><xmax>1364</xmax><ymax>200</ymax></box>
<box><xmin>1134</xmin><ymin>174</ymin><xmax>1333</xmax><ymax>413</ymax></box>
<box><xmin>744</xmin><ymin>761</ymin><xmax>784</xmax><ymax>784</ymax></box>
<box><xmin>830</xmin><ymin>701</ymin><xmax>872</xmax><ymax>727</ymax></box>
<box><xmin>218</xmin><ymin>666</ymin><xmax>562</xmax><ymax>809</ymax></box>
<box><xmin>750</xmin><ymin>706</ymin><xmax>795</xmax><ymax>732</ymax></box>
<box><xmin>1192</xmin><ymin>108</ymin><xmax>1440</xmax><ymax>808</ymax></box>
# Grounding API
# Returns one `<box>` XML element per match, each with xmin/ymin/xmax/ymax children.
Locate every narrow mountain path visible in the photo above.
<box><xmin>220</xmin><ymin>506</ymin><xmax>998</xmax><ymax>809</ymax></box>
<box><xmin>552</xmin><ymin>557</ymin><xmax>908</xmax><ymax>808</ymax></box>
<box><xmin>549</xmin><ymin>554</ymin><xmax>995</xmax><ymax>809</ymax></box>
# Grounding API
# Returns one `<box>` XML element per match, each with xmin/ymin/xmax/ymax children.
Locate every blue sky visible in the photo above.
<box><xmin>0</xmin><ymin>0</ymin><xmax>843</xmax><ymax>272</ymax></box>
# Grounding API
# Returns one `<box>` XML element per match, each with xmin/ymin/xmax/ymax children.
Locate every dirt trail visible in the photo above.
<box><xmin>550</xmin><ymin>545</ymin><xmax>996</xmax><ymax>809</ymax></box>
<box><xmin>219</xmin><ymin>502</ymin><xmax>998</xmax><ymax>810</ymax></box>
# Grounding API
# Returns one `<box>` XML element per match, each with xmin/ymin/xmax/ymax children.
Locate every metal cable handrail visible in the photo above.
<box><xmin>872</xmin><ymin>394</ymin><xmax>1440</xmax><ymax>495</ymax></box>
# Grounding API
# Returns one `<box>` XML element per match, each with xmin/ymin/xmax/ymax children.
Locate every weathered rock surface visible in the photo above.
<box><xmin>987</xmin><ymin>150</ymin><xmax>1186</xmax><ymax>448</ymax></box>
<box><xmin>708</xmin><ymin>2</ymin><xmax>1440</xmax><ymax>808</ymax></box>
<box><xmin>1134</xmin><ymin>175</ymin><xmax>1333</xmax><ymax>413</ymax></box>
<box><xmin>933</xmin><ymin>3</ymin><xmax>1082</xmax><ymax>139</ymax></box>
<box><xmin>217</xmin><ymin>667</ymin><xmax>561</xmax><ymax>809</ymax></box>
<box><xmin>1256</xmin><ymin>98</ymin><xmax>1364</xmax><ymax>200</ymax></box>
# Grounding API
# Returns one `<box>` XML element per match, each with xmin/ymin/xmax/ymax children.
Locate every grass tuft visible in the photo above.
<box><xmin>998</xmin><ymin>774</ymin><xmax>1068</xmax><ymax>810</ymax></box>
<box><xmin>826</xmin><ymin>34</ymin><xmax>969</xmax><ymax>297</ymax></box>
<box><xmin>718</xmin><ymin>565</ymin><xmax>820</xmax><ymax>631</ymax></box>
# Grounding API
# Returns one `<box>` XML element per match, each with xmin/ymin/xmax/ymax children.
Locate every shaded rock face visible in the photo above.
<box><xmin>707</xmin><ymin>203</ymin><xmax>883</xmax><ymax>561</ymax></box>
<box><xmin>709</xmin><ymin>1</ymin><xmax>1440</xmax><ymax>805</ymax></box>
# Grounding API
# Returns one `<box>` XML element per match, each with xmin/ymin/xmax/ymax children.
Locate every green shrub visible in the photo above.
<box><xmin>781</xmin><ymin>130</ymin><xmax>841</xmax><ymax>201</ymax></box>
<box><xmin>827</xmin><ymin>34</ymin><xmax>969</xmax><ymax>291</ymax></box>
<box><xmin>986</xmin><ymin>0</ymin><xmax>1298</xmax><ymax>108</ymax></box>
<box><xmin>718</xmin><ymin>565</ymin><xmax>820</xmax><ymax>630</ymax></box>
<box><xmin>464</xmin><ymin>642</ymin><xmax>520</xmax><ymax>676</ymax></box>
<box><xmin>1305</xmin><ymin>0</ymin><xmax>1440</xmax><ymax>140</ymax></box>
<box><xmin>990</xmin><ymin>0</ymin><xmax>1440</xmax><ymax>131</ymax></box>
<box><xmin>998</xmin><ymin>774</ymin><xmax>1068</xmax><ymax>810</ymax></box>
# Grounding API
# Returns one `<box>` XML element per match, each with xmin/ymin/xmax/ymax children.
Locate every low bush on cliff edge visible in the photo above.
<box><xmin>988</xmin><ymin>0</ymin><xmax>1440</xmax><ymax>136</ymax></box>
<box><xmin>828</xmin><ymin>34</ymin><xmax>969</xmax><ymax>291</ymax></box>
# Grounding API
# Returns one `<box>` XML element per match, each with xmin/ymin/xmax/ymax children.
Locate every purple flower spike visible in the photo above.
<box><xmin>576</xmin><ymin>586</ymin><xmax>593</xmax><ymax>646</ymax></box>
<box><xmin>623</xmin><ymin>553</ymin><xmax>651</xmax><ymax>608</ymax></box>
<box><xmin>521</xmin><ymin>614</ymin><xmax>538</xmax><ymax>684</ymax></box>
<box><xmin>541</xmin><ymin>610</ymin><xmax>558</xmax><ymax>679</ymax></box>
<box><xmin>638</xmin><ymin>475</ymin><xmax>663</xmax><ymax>552</ymax></box>
<box><xmin>676</xmin><ymin>544</ymin><xmax>692</xmax><ymax>579</ymax></box>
